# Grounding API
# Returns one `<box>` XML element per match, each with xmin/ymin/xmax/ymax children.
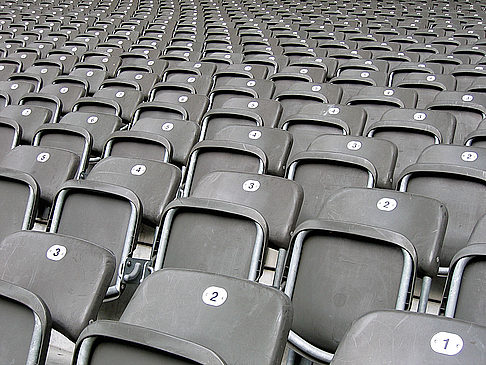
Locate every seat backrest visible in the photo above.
<box><xmin>322</xmin><ymin>188</ymin><xmax>447</xmax><ymax>279</ymax></box>
<box><xmin>287</xmin><ymin>134</ymin><xmax>397</xmax><ymax>224</ymax></box>
<box><xmin>285</xmin><ymin>217</ymin><xmax>416</xmax><ymax>362</ymax></box>
<box><xmin>211</xmin><ymin>125</ymin><xmax>292</xmax><ymax>176</ymax></box>
<box><xmin>192</xmin><ymin>171</ymin><xmax>303</xmax><ymax>250</ymax></box>
<box><xmin>0</xmin><ymin>117</ymin><xmax>20</xmax><ymax>159</ymax></box>
<box><xmin>398</xmin><ymin>144</ymin><xmax>486</xmax><ymax>267</ymax></box>
<box><xmin>87</xmin><ymin>156</ymin><xmax>181</xmax><ymax>226</ymax></box>
<box><xmin>332</xmin><ymin>310</ymin><xmax>486</xmax><ymax>365</ymax></box>
<box><xmin>366</xmin><ymin>108</ymin><xmax>457</xmax><ymax>183</ymax></box>
<box><xmin>0</xmin><ymin>145</ymin><xmax>80</xmax><ymax>205</ymax></box>
<box><xmin>0</xmin><ymin>231</ymin><xmax>115</xmax><ymax>341</ymax></box>
<box><xmin>49</xmin><ymin>180</ymin><xmax>141</xmax><ymax>298</ymax></box>
<box><xmin>0</xmin><ymin>280</ymin><xmax>51</xmax><ymax>365</ymax></box>
<box><xmin>1</xmin><ymin>104</ymin><xmax>52</xmax><ymax>143</ymax></box>
<box><xmin>119</xmin><ymin>269</ymin><xmax>292</xmax><ymax>365</ymax></box>
<box><xmin>442</xmin><ymin>242</ymin><xmax>486</xmax><ymax>327</ymax></box>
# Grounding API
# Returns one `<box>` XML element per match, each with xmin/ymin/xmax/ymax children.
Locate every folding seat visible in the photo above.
<box><xmin>330</xmin><ymin>70</ymin><xmax>388</xmax><ymax>100</ymax></box>
<box><xmin>200</xmin><ymin>97</ymin><xmax>282</xmax><ymax>140</ymax></box>
<box><xmin>464</xmin><ymin>118</ymin><xmax>486</xmax><ymax>148</ymax></box>
<box><xmin>47</xmin><ymin>179</ymin><xmax>141</xmax><ymax>298</ymax></box>
<box><xmin>452</xmin><ymin>64</ymin><xmax>486</xmax><ymax>92</ymax></box>
<box><xmin>346</xmin><ymin>86</ymin><xmax>418</xmax><ymax>130</ymax></box>
<box><xmin>139</xmin><ymin>92</ymin><xmax>209</xmax><ymax>124</ymax></box>
<box><xmin>0</xmin><ymin>104</ymin><xmax>52</xmax><ymax>143</ymax></box>
<box><xmin>427</xmin><ymin>91</ymin><xmax>486</xmax><ymax>144</ymax></box>
<box><xmin>209</xmin><ymin>77</ymin><xmax>274</xmax><ymax>108</ymax></box>
<box><xmin>395</xmin><ymin>73</ymin><xmax>457</xmax><ymax>109</ymax></box>
<box><xmin>397</xmin><ymin>144</ymin><xmax>486</xmax><ymax>270</ymax></box>
<box><xmin>39</xmin><ymin>76</ymin><xmax>89</xmax><ymax>115</ymax></box>
<box><xmin>73</xmin><ymin>269</ymin><xmax>292</xmax><ymax>365</ymax></box>
<box><xmin>274</xmin><ymin>82</ymin><xmax>343</xmax><ymax>122</ymax></box>
<box><xmin>23</xmin><ymin>61</ymin><xmax>63</xmax><ymax>88</ymax></box>
<box><xmin>150</xmin><ymin>74</ymin><xmax>213</xmax><ymax>97</ymax></box>
<box><xmin>209</xmin><ymin>125</ymin><xmax>292</xmax><ymax>177</ymax></box>
<box><xmin>0</xmin><ymin>167</ymin><xmax>38</xmax><ymax>242</ymax></box>
<box><xmin>115</xmin><ymin>69</ymin><xmax>159</xmax><ymax>99</ymax></box>
<box><xmin>284</xmin><ymin>197</ymin><xmax>417</xmax><ymax>363</ymax></box>
<box><xmin>69</xmin><ymin>63</ymin><xmax>107</xmax><ymax>95</ymax></box>
<box><xmin>388</xmin><ymin>61</ymin><xmax>444</xmax><ymax>87</ymax></box>
<box><xmin>366</xmin><ymin>108</ymin><xmax>456</xmax><ymax>183</ymax></box>
<box><xmin>8</xmin><ymin>48</ymin><xmax>39</xmax><ymax>71</ymax></box>
<box><xmin>158</xmin><ymin>168</ymin><xmax>303</xmax><ymax>275</ymax></box>
<box><xmin>82</xmin><ymin>51</ymin><xmax>121</xmax><ymax>78</ymax></box>
<box><xmin>372</xmin><ymin>50</ymin><xmax>420</xmax><ymax>68</ymax></box>
<box><xmin>162</xmin><ymin>60</ymin><xmax>217</xmax><ymax>81</ymax></box>
<box><xmin>18</xmin><ymin>92</ymin><xmax>62</xmax><ymax>124</ymax></box>
<box><xmin>45</xmin><ymin>52</ymin><xmax>78</xmax><ymax>74</ymax></box>
<box><xmin>119</xmin><ymin>52</ymin><xmax>168</xmax><ymax>75</ymax></box>
<box><xmin>331</xmin><ymin>310</ymin><xmax>486</xmax><ymax>364</ymax></box>
<box><xmin>212</xmin><ymin>63</ymin><xmax>268</xmax><ymax>84</ymax></box>
<box><xmin>0</xmin><ymin>58</ymin><xmax>21</xmax><ymax>81</ymax></box>
<box><xmin>452</xmin><ymin>44</ymin><xmax>486</xmax><ymax>64</ymax></box>
<box><xmin>87</xmin><ymin>156</ymin><xmax>181</xmax><ymax>244</ymax></box>
<box><xmin>268</xmin><ymin>65</ymin><xmax>328</xmax><ymax>95</ymax></box>
<box><xmin>0</xmin><ymin>280</ymin><xmax>51</xmax><ymax>365</ymax></box>
<box><xmin>287</xmin><ymin>134</ymin><xmax>397</xmax><ymax>224</ymax></box>
<box><xmin>335</xmin><ymin>58</ymin><xmax>389</xmax><ymax>76</ymax></box>
<box><xmin>424</xmin><ymin>54</ymin><xmax>466</xmax><ymax>74</ymax></box>
<box><xmin>323</xmin><ymin>187</ymin><xmax>448</xmax><ymax>312</ymax></box>
<box><xmin>280</xmin><ymin>103</ymin><xmax>367</xmax><ymax>159</ymax></box>
<box><xmin>243</xmin><ymin>54</ymin><xmax>289</xmax><ymax>76</ymax></box>
<box><xmin>93</xmin><ymin>80</ymin><xmax>143</xmax><ymax>123</ymax></box>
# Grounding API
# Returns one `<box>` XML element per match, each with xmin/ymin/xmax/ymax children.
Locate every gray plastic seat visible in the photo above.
<box><xmin>427</xmin><ymin>91</ymin><xmax>486</xmax><ymax>144</ymax></box>
<box><xmin>346</xmin><ymin>86</ymin><xmax>418</xmax><ymax>131</ymax></box>
<box><xmin>331</xmin><ymin>310</ymin><xmax>486</xmax><ymax>365</ymax></box>
<box><xmin>0</xmin><ymin>116</ymin><xmax>20</xmax><ymax>159</ymax></box>
<box><xmin>388</xmin><ymin>61</ymin><xmax>444</xmax><ymax>87</ymax></box>
<box><xmin>147</xmin><ymin>92</ymin><xmax>209</xmax><ymax>123</ymax></box>
<box><xmin>287</xmin><ymin>134</ymin><xmax>397</xmax><ymax>224</ymax></box>
<box><xmin>1</xmin><ymin>104</ymin><xmax>52</xmax><ymax>144</ymax></box>
<box><xmin>395</xmin><ymin>73</ymin><xmax>457</xmax><ymax>109</ymax></box>
<box><xmin>398</xmin><ymin>144</ymin><xmax>486</xmax><ymax>269</ymax></box>
<box><xmin>0</xmin><ymin>145</ymin><xmax>80</xmax><ymax>208</ymax></box>
<box><xmin>280</xmin><ymin>103</ymin><xmax>367</xmax><ymax>159</ymax></box>
<box><xmin>94</xmin><ymin>82</ymin><xmax>143</xmax><ymax>123</ymax></box>
<box><xmin>48</xmin><ymin>180</ymin><xmax>141</xmax><ymax>299</ymax></box>
<box><xmin>285</xmin><ymin>213</ymin><xmax>417</xmax><ymax>362</ymax></box>
<box><xmin>323</xmin><ymin>187</ymin><xmax>448</xmax><ymax>312</ymax></box>
<box><xmin>210</xmin><ymin>125</ymin><xmax>292</xmax><ymax>177</ymax></box>
<box><xmin>69</xmin><ymin>63</ymin><xmax>108</xmax><ymax>95</ymax></box>
<box><xmin>0</xmin><ymin>280</ymin><xmax>50</xmax><ymax>365</ymax></box>
<box><xmin>200</xmin><ymin>97</ymin><xmax>282</xmax><ymax>140</ymax></box>
<box><xmin>209</xmin><ymin>78</ymin><xmax>274</xmax><ymax>108</ymax></box>
<box><xmin>366</xmin><ymin>108</ymin><xmax>456</xmax><ymax>184</ymax></box>
<box><xmin>60</xmin><ymin>111</ymin><xmax>123</xmax><ymax>157</ymax></box>
<box><xmin>19</xmin><ymin>92</ymin><xmax>62</xmax><ymax>124</ymax></box>
<box><xmin>0</xmin><ymin>230</ymin><xmax>115</xmax><ymax>341</ymax></box>
<box><xmin>330</xmin><ymin>70</ymin><xmax>388</xmax><ymax>100</ymax></box>
<box><xmin>87</xmin><ymin>156</ymin><xmax>181</xmax><ymax>232</ymax></box>
<box><xmin>73</xmin><ymin>269</ymin><xmax>292</xmax><ymax>365</ymax></box>
<box><xmin>0</xmin><ymin>167</ymin><xmax>38</xmax><ymax>242</ymax></box>
<box><xmin>39</xmin><ymin>76</ymin><xmax>88</xmax><ymax>115</ymax></box>
<box><xmin>274</xmin><ymin>82</ymin><xmax>343</xmax><ymax>122</ymax></box>
<box><xmin>150</xmin><ymin>74</ymin><xmax>213</xmax><ymax>97</ymax></box>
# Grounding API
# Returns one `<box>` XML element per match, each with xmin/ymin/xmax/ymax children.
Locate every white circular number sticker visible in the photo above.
<box><xmin>37</xmin><ymin>152</ymin><xmax>50</xmax><ymax>162</ymax></box>
<box><xmin>116</xmin><ymin>91</ymin><xmax>125</xmax><ymax>98</ymax></box>
<box><xmin>161</xmin><ymin>122</ymin><xmax>174</xmax><ymax>131</ymax></box>
<box><xmin>311</xmin><ymin>85</ymin><xmax>322</xmax><ymax>92</ymax></box>
<box><xmin>384</xmin><ymin>89</ymin><xmax>394</xmax><ymax>96</ymax></box>
<box><xmin>248</xmin><ymin>101</ymin><xmax>259</xmax><ymax>109</ymax></box>
<box><xmin>347</xmin><ymin>141</ymin><xmax>362</xmax><ymax>150</ymax></box>
<box><xmin>86</xmin><ymin>70</ymin><xmax>94</xmax><ymax>77</ymax></box>
<box><xmin>377</xmin><ymin>198</ymin><xmax>397</xmax><ymax>211</ymax></box>
<box><xmin>131</xmin><ymin>164</ymin><xmax>146</xmax><ymax>176</ymax></box>
<box><xmin>461</xmin><ymin>151</ymin><xmax>478</xmax><ymax>162</ymax></box>
<box><xmin>202</xmin><ymin>286</ymin><xmax>227</xmax><ymax>307</ymax></box>
<box><xmin>46</xmin><ymin>245</ymin><xmax>67</xmax><ymax>261</ymax></box>
<box><xmin>87</xmin><ymin>115</ymin><xmax>98</xmax><ymax>124</ymax></box>
<box><xmin>60</xmin><ymin>87</ymin><xmax>69</xmax><ymax>94</ymax></box>
<box><xmin>248</xmin><ymin>130</ymin><xmax>261</xmax><ymax>140</ymax></box>
<box><xmin>328</xmin><ymin>107</ymin><xmax>340</xmax><ymax>115</ymax></box>
<box><xmin>462</xmin><ymin>94</ymin><xmax>473</xmax><ymax>102</ymax></box>
<box><xmin>10</xmin><ymin>83</ymin><xmax>18</xmax><ymax>90</ymax></box>
<box><xmin>414</xmin><ymin>112</ymin><xmax>427</xmax><ymax>121</ymax></box>
<box><xmin>178</xmin><ymin>95</ymin><xmax>188</xmax><ymax>103</ymax></box>
<box><xmin>360</xmin><ymin>71</ymin><xmax>370</xmax><ymax>78</ymax></box>
<box><xmin>247</xmin><ymin>80</ymin><xmax>256</xmax><ymax>87</ymax></box>
<box><xmin>243</xmin><ymin>179</ymin><xmax>260</xmax><ymax>192</ymax></box>
<box><xmin>430</xmin><ymin>332</ymin><xmax>463</xmax><ymax>356</ymax></box>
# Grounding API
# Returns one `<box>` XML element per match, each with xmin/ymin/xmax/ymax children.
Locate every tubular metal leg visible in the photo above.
<box><xmin>418</xmin><ymin>276</ymin><xmax>432</xmax><ymax>313</ymax></box>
